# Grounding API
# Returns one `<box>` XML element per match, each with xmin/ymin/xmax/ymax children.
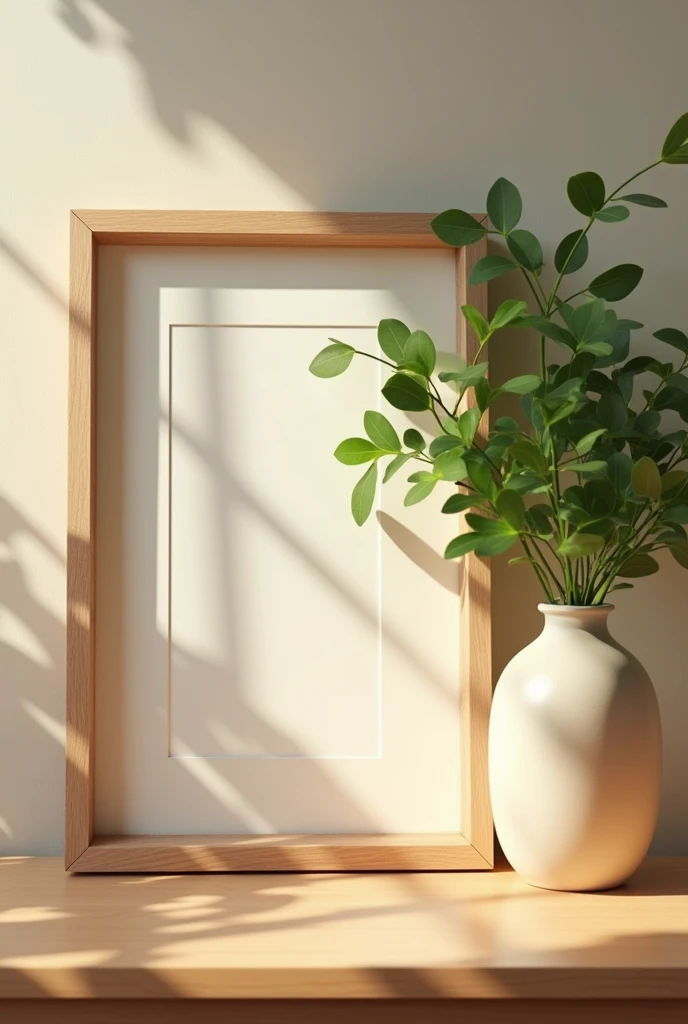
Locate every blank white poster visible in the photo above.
<box><xmin>95</xmin><ymin>245</ymin><xmax>463</xmax><ymax>835</ymax></box>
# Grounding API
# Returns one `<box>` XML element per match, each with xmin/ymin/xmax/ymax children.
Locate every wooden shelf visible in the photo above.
<box><xmin>1</xmin><ymin>856</ymin><xmax>687</xmax><ymax>1022</ymax></box>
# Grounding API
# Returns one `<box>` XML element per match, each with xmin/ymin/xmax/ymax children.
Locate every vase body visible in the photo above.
<box><xmin>489</xmin><ymin>604</ymin><xmax>662</xmax><ymax>891</ymax></box>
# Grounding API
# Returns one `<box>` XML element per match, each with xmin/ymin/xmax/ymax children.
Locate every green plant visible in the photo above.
<box><xmin>309</xmin><ymin>113</ymin><xmax>688</xmax><ymax>606</ymax></box>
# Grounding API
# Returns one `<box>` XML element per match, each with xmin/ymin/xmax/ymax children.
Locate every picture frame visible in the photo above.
<box><xmin>66</xmin><ymin>210</ymin><xmax>492</xmax><ymax>872</ymax></box>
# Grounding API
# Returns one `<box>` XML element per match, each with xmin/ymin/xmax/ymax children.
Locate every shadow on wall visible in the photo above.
<box><xmin>0</xmin><ymin>501</ymin><xmax>66</xmax><ymax>852</ymax></box>
<box><xmin>53</xmin><ymin>0</ymin><xmax>497</xmax><ymax>210</ymax></box>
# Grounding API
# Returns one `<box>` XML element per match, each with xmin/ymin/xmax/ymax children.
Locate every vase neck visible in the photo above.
<box><xmin>538</xmin><ymin>604</ymin><xmax>613</xmax><ymax>639</ymax></box>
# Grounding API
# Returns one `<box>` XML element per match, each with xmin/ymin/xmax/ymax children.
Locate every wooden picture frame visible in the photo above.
<box><xmin>66</xmin><ymin>210</ymin><xmax>492</xmax><ymax>872</ymax></box>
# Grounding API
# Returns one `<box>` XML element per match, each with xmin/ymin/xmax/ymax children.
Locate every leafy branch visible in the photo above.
<box><xmin>310</xmin><ymin>112</ymin><xmax>688</xmax><ymax>605</ymax></box>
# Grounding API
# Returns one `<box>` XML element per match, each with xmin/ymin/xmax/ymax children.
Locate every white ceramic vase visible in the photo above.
<box><xmin>489</xmin><ymin>604</ymin><xmax>662</xmax><ymax>891</ymax></box>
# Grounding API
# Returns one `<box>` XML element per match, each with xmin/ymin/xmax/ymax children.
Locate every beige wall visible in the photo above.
<box><xmin>2</xmin><ymin>0</ymin><xmax>687</xmax><ymax>855</ymax></box>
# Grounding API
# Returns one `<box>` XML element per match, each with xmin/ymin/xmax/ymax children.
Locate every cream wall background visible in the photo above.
<box><xmin>2</xmin><ymin>0</ymin><xmax>688</xmax><ymax>855</ymax></box>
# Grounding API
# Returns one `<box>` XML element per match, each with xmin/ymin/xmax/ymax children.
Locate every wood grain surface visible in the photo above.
<box><xmin>73</xmin><ymin>210</ymin><xmax>471</xmax><ymax>246</ymax></box>
<box><xmin>2</xmin><ymin>857</ymin><xmax>687</xmax><ymax>1001</ymax></box>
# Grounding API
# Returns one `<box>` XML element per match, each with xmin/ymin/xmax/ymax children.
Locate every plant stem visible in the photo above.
<box><xmin>530</xmin><ymin>536</ymin><xmax>567</xmax><ymax>599</ymax></box>
<box><xmin>546</xmin><ymin>214</ymin><xmax>595</xmax><ymax>314</ymax></box>
<box><xmin>519</xmin><ymin>267</ymin><xmax>546</xmax><ymax>314</ymax></box>
<box><xmin>605</xmin><ymin>159</ymin><xmax>664</xmax><ymax>201</ymax></box>
<box><xmin>520</xmin><ymin>537</ymin><xmax>555</xmax><ymax>603</ymax></box>
<box><xmin>352</xmin><ymin>349</ymin><xmax>398</xmax><ymax>371</ymax></box>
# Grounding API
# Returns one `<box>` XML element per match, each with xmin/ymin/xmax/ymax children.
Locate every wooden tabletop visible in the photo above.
<box><xmin>0</xmin><ymin>855</ymin><xmax>687</xmax><ymax>1004</ymax></box>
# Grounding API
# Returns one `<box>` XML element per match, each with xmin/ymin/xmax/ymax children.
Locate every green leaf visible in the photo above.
<box><xmin>593</xmin><ymin>326</ymin><xmax>629</xmax><ymax>367</ymax></box>
<box><xmin>589</xmin><ymin>264</ymin><xmax>644</xmax><ymax>302</ymax></box>
<box><xmin>468</xmin><ymin>255</ymin><xmax>518</xmax><ymax>285</ymax></box>
<box><xmin>665</xmin><ymin>143</ymin><xmax>688</xmax><ymax>165</ymax></box>
<box><xmin>444</xmin><ymin>533</ymin><xmax>482</xmax><ymax>559</ymax></box>
<box><xmin>662</xmin><ymin>369</ymin><xmax>688</xmax><ymax>391</ymax></box>
<box><xmin>653</xmin><ymin>327</ymin><xmax>688</xmax><ymax>353</ymax></box>
<box><xmin>567</xmin><ymin>171</ymin><xmax>606</xmax><ymax>215</ymax></box>
<box><xmin>495</xmin><ymin>489</ymin><xmax>526</xmax><ymax>531</ymax></box>
<box><xmin>442</xmin><ymin>417</ymin><xmax>463</xmax><ymax>437</ymax></box>
<box><xmin>507</xmin><ymin>229</ymin><xmax>543</xmax><ymax>273</ymax></box>
<box><xmin>563</xmin><ymin>460</ymin><xmax>608</xmax><ymax>475</ymax></box>
<box><xmin>632</xmin><ymin>456</ymin><xmax>661</xmax><ymax>500</ymax></box>
<box><xmin>404</xmin><ymin>330</ymin><xmax>436</xmax><ymax>376</ymax></box>
<box><xmin>622</xmin><ymin>355</ymin><xmax>663</xmax><ymax>376</ymax></box>
<box><xmin>526</xmin><ymin>506</ymin><xmax>554</xmax><ymax>538</ymax></box>
<box><xmin>510</xmin><ymin>439</ymin><xmax>547</xmax><ymax>476</ymax></box>
<box><xmin>429</xmin><ymin>434</ymin><xmax>463</xmax><ymax>457</ymax></box>
<box><xmin>381</xmin><ymin>373</ymin><xmax>430</xmax><ymax>411</ymax></box>
<box><xmin>581</xmin><ymin>341</ymin><xmax>613</xmax><ymax>357</ymax></box>
<box><xmin>541</xmin><ymin>377</ymin><xmax>584</xmax><ymax>405</ymax></box>
<box><xmin>617</xmin><ymin>553</ymin><xmax>660</xmax><ymax>578</ymax></box>
<box><xmin>309</xmin><ymin>343</ymin><xmax>355</xmax><ymax>378</ymax></box>
<box><xmin>377</xmin><ymin>319</ymin><xmax>410</xmax><ymax>363</ymax></box>
<box><xmin>663</xmin><ymin>504</ymin><xmax>688</xmax><ymax>524</ymax></box>
<box><xmin>492</xmin><ymin>416</ymin><xmax>521</xmax><ymax>435</ymax></box>
<box><xmin>610</xmin><ymin>582</ymin><xmax>634</xmax><ymax>592</ymax></box>
<box><xmin>462</xmin><ymin>304</ymin><xmax>490</xmax><ymax>342</ymax></box>
<box><xmin>382</xmin><ymin>451</ymin><xmax>415</xmax><ymax>483</ymax></box>
<box><xmin>404</xmin><ymin>477</ymin><xmax>438</xmax><ymax>506</ymax></box>
<box><xmin>403</xmin><ymin>428</ymin><xmax>425</xmax><ymax>450</ymax></box>
<box><xmin>654</xmin><ymin>524</ymin><xmax>687</xmax><ymax>543</ymax></box>
<box><xmin>506</xmin><ymin>472</ymin><xmax>549</xmax><ymax>494</ymax></box>
<box><xmin>431</xmin><ymin>209</ymin><xmax>487</xmax><ymax>247</ymax></box>
<box><xmin>351</xmin><ymin>462</ymin><xmax>377</xmax><ymax>526</ymax></box>
<box><xmin>583</xmin><ymin>479</ymin><xmax>616</xmax><ymax>519</ymax></box>
<box><xmin>620</xmin><ymin>193</ymin><xmax>667</xmax><ymax>208</ymax></box>
<box><xmin>438</xmin><ymin>363</ymin><xmax>489</xmax><ymax>386</ymax></box>
<box><xmin>472</xmin><ymin>533</ymin><xmax>519</xmax><ymax>556</ymax></box>
<box><xmin>633</xmin><ymin>409</ymin><xmax>661</xmax><ymax>436</ymax></box>
<box><xmin>575</xmin><ymin>428</ymin><xmax>607</xmax><ymax>455</ymax></box>
<box><xmin>474</xmin><ymin>378</ymin><xmax>493</xmax><ymax>412</ymax></box>
<box><xmin>335</xmin><ymin>438</ymin><xmax>383</xmax><ymax>465</ymax></box>
<box><xmin>433</xmin><ymin>449</ymin><xmax>468</xmax><ymax>482</ymax></box>
<box><xmin>571</xmin><ymin>298</ymin><xmax>606</xmax><ymax>343</ymax></box>
<box><xmin>597</xmin><ymin>392</ymin><xmax>628</xmax><ymax>433</ymax></box>
<box><xmin>529</xmin><ymin>317</ymin><xmax>578</xmax><ymax>350</ymax></box>
<box><xmin>607</xmin><ymin>452</ymin><xmax>633</xmax><ymax>493</ymax></box>
<box><xmin>363</xmin><ymin>410</ymin><xmax>401</xmax><ymax>452</ymax></box>
<box><xmin>490</xmin><ymin>299</ymin><xmax>529</xmax><ymax>332</ymax></box>
<box><xmin>662</xmin><ymin>111</ymin><xmax>688</xmax><ymax>160</ymax></box>
<box><xmin>595</xmin><ymin>205</ymin><xmax>630</xmax><ymax>223</ymax></box>
<box><xmin>558</xmin><ymin>533</ymin><xmax>605</xmax><ymax>558</ymax></box>
<box><xmin>466</xmin><ymin>513</ymin><xmax>518</xmax><ymax>536</ymax></box>
<box><xmin>467</xmin><ymin>458</ymin><xmax>498</xmax><ymax>498</ymax></box>
<box><xmin>499</xmin><ymin>374</ymin><xmax>542</xmax><ymax>395</ymax></box>
<box><xmin>547</xmin><ymin>399</ymin><xmax>584</xmax><ymax>427</ymax></box>
<box><xmin>487</xmin><ymin>177</ymin><xmax>522</xmax><ymax>233</ymax></box>
<box><xmin>442</xmin><ymin>493</ymin><xmax>486</xmax><ymax>514</ymax></box>
<box><xmin>661</xmin><ymin>470</ymin><xmax>688</xmax><ymax>495</ymax></box>
<box><xmin>459</xmin><ymin>407</ymin><xmax>481</xmax><ymax>445</ymax></box>
<box><xmin>670</xmin><ymin>542</ymin><xmax>688</xmax><ymax>569</ymax></box>
<box><xmin>554</xmin><ymin>230</ymin><xmax>589</xmax><ymax>275</ymax></box>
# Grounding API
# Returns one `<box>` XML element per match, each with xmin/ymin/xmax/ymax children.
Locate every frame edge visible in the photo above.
<box><xmin>65</xmin><ymin>212</ymin><xmax>493</xmax><ymax>871</ymax></box>
<box><xmin>457</xmin><ymin>235</ymin><xmax>493</xmax><ymax>868</ymax></box>
<box><xmin>66</xmin><ymin>211</ymin><xmax>97</xmax><ymax>869</ymax></box>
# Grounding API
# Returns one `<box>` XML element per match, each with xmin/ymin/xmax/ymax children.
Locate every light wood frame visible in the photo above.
<box><xmin>67</xmin><ymin>210</ymin><xmax>492</xmax><ymax>872</ymax></box>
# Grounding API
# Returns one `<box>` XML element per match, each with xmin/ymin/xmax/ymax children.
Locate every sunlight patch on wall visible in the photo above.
<box><xmin>21</xmin><ymin>701</ymin><xmax>66</xmax><ymax>747</ymax></box>
<box><xmin>0</xmin><ymin>609</ymin><xmax>53</xmax><ymax>670</ymax></box>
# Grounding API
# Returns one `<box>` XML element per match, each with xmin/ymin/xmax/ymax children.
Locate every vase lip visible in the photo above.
<box><xmin>538</xmin><ymin>602</ymin><xmax>614</xmax><ymax>613</ymax></box>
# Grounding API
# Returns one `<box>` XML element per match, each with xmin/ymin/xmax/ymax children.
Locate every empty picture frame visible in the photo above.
<box><xmin>66</xmin><ymin>211</ymin><xmax>492</xmax><ymax>872</ymax></box>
